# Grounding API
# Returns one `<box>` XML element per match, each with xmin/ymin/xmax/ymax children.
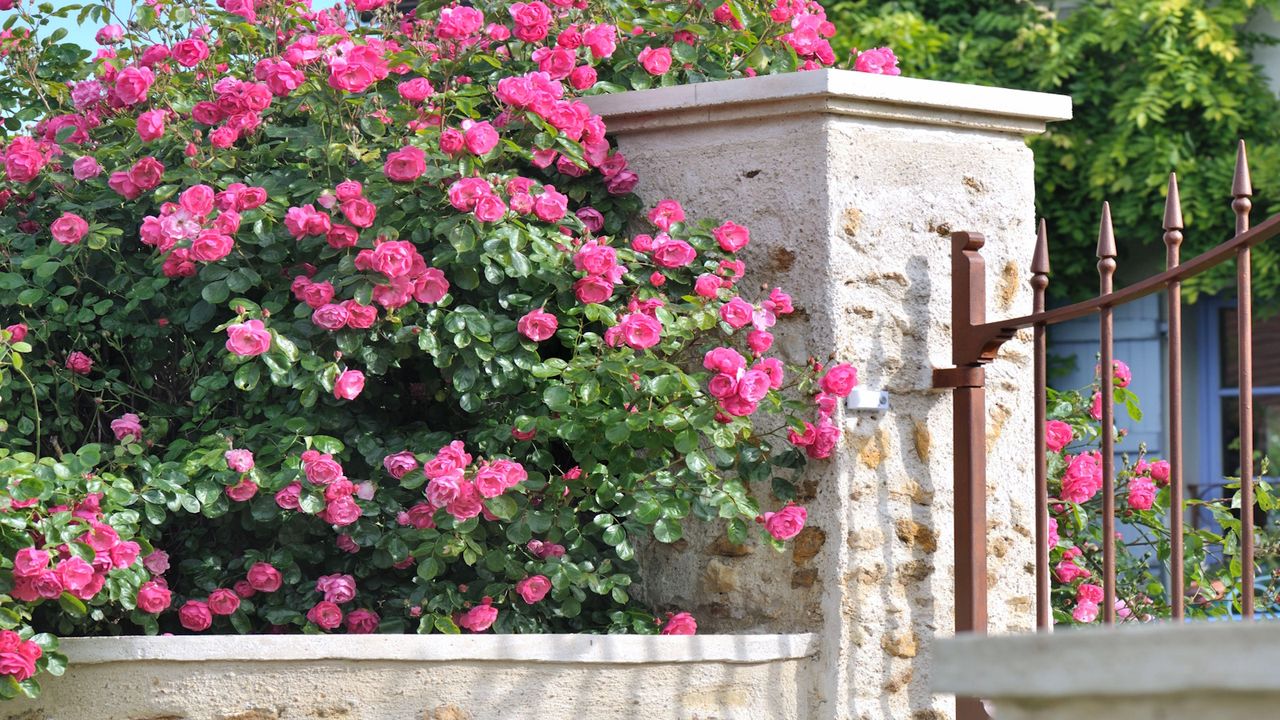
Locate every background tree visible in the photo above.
<box><xmin>823</xmin><ymin>0</ymin><xmax>1280</xmax><ymax>303</ymax></box>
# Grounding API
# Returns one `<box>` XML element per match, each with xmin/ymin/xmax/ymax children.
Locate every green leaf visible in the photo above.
<box><xmin>543</xmin><ymin>386</ymin><xmax>573</xmax><ymax>412</ymax></box>
<box><xmin>234</xmin><ymin>363</ymin><xmax>261</xmax><ymax>391</ymax></box>
<box><xmin>653</xmin><ymin>518</ymin><xmax>683</xmax><ymax>544</ymax></box>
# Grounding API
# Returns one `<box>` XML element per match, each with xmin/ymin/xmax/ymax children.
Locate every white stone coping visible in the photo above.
<box><xmin>934</xmin><ymin>623</ymin><xmax>1280</xmax><ymax>699</ymax></box>
<box><xmin>58</xmin><ymin>633</ymin><xmax>818</xmax><ymax>666</ymax></box>
<box><xmin>584</xmin><ymin>68</ymin><xmax>1073</xmax><ymax>135</ymax></box>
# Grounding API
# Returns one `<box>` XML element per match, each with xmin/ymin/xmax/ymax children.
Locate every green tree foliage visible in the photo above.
<box><xmin>823</xmin><ymin>0</ymin><xmax>1280</xmax><ymax>303</ymax></box>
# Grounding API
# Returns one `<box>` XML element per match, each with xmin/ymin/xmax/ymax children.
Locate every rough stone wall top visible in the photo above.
<box><xmin>587</xmin><ymin>71</ymin><xmax>1070</xmax><ymax>720</ymax></box>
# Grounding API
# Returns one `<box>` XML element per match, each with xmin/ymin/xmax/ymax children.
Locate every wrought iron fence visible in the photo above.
<box><xmin>933</xmin><ymin>141</ymin><xmax>1273</xmax><ymax>720</ymax></box>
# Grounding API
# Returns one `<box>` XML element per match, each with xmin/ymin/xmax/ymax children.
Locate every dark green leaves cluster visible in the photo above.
<box><xmin>823</xmin><ymin>0</ymin><xmax>1280</xmax><ymax>304</ymax></box>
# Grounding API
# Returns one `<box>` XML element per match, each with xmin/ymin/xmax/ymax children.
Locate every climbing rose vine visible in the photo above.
<box><xmin>1048</xmin><ymin>360</ymin><xmax>1280</xmax><ymax>625</ymax></box>
<box><xmin>0</xmin><ymin>0</ymin><xmax>897</xmax><ymax>697</ymax></box>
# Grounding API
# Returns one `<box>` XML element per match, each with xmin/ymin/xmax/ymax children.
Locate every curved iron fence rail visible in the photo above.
<box><xmin>933</xmin><ymin>141</ymin><xmax>1275</xmax><ymax>720</ymax></box>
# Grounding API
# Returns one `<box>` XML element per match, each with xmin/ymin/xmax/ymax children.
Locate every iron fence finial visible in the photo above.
<box><xmin>1097</xmin><ymin>201</ymin><xmax>1117</xmax><ymax>269</ymax></box>
<box><xmin>1164</xmin><ymin>173</ymin><xmax>1184</xmax><ymax>233</ymax></box>
<box><xmin>1234</xmin><ymin>140</ymin><xmax>1253</xmax><ymax>199</ymax></box>
<box><xmin>1032</xmin><ymin>219</ymin><xmax>1050</xmax><ymax>278</ymax></box>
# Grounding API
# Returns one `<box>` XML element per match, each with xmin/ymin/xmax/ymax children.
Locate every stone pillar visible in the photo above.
<box><xmin>587</xmin><ymin>69</ymin><xmax>1071</xmax><ymax>720</ymax></box>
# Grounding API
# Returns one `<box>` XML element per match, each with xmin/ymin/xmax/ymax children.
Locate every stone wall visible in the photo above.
<box><xmin>586</xmin><ymin>69</ymin><xmax>1071</xmax><ymax>720</ymax></box>
<box><xmin>4</xmin><ymin>635</ymin><xmax>817</xmax><ymax>720</ymax></box>
<box><xmin>934</xmin><ymin>622</ymin><xmax>1280</xmax><ymax>720</ymax></box>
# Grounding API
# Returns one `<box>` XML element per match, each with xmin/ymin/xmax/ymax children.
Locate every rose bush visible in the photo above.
<box><xmin>0</xmin><ymin>0</ymin><xmax>897</xmax><ymax>697</ymax></box>
<box><xmin>1047</xmin><ymin>360</ymin><xmax>1280</xmax><ymax>625</ymax></box>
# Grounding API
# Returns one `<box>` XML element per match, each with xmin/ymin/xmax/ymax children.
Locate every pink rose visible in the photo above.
<box><xmin>638</xmin><ymin>46</ymin><xmax>673</xmax><ymax>75</ymax></box>
<box><xmin>333</xmin><ymin>369</ymin><xmax>365</xmax><ymax>400</ymax></box>
<box><xmin>322</xmin><ymin>495</ymin><xmax>362</xmax><ymax>526</ymax></box>
<box><xmin>463</xmin><ymin>121</ymin><xmax>500</xmax><ymax>155</ymax></box>
<box><xmin>247</xmin><ymin>562</ymin><xmax>282</xmax><ymax>592</ymax></box>
<box><xmin>652</xmin><ymin>239</ymin><xmax>696</xmax><ymax>268</ymax></box>
<box><xmin>51</xmin><ymin>212</ymin><xmax>89</xmax><ymax>245</ymax></box>
<box><xmin>54</xmin><ymin>557</ymin><xmax>95</xmax><ymax>592</ymax></box>
<box><xmin>179</xmin><ymin>600</ymin><xmax>213</xmax><ymax>631</ymax></box>
<box><xmin>574</xmin><ymin>275</ymin><xmax>614</xmax><ymax>305</ymax></box>
<box><xmin>136</xmin><ymin>109</ymin><xmax>165</xmax><ymax>141</ymax></box>
<box><xmin>346</xmin><ymin>608</ymin><xmax>380</xmax><ymax>633</ymax></box>
<box><xmin>398</xmin><ymin>78</ymin><xmax>435</xmax><ymax>103</ymax></box>
<box><xmin>110</xmin><ymin>413</ymin><xmax>143</xmax><ymax>442</ymax></box>
<box><xmin>65</xmin><ymin>351</ymin><xmax>93</xmax><ymax>375</ymax></box>
<box><xmin>307</xmin><ymin>600</ymin><xmax>343</xmax><ymax>630</ymax></box>
<box><xmin>208</xmin><ymin>588</ymin><xmax>241</xmax><ymax>615</ymax></box>
<box><xmin>617</xmin><ymin>313</ymin><xmax>662</xmax><ymax>350</ymax></box>
<box><xmin>518</xmin><ymin>308</ymin><xmax>558</xmax><ymax>342</ymax></box>
<box><xmin>225</xmin><ymin>478</ymin><xmax>258</xmax><ymax>502</ymax></box>
<box><xmin>384</xmin><ymin>145</ymin><xmax>426</xmax><ymax>182</ymax></box>
<box><xmin>225</xmin><ymin>319</ymin><xmax>272</xmax><ymax>356</ymax></box>
<box><xmin>172</xmin><ymin>38</ymin><xmax>210</xmax><ymax>67</ymax></box>
<box><xmin>110</xmin><ymin>541</ymin><xmax>139</xmax><ymax>569</ymax></box>
<box><xmin>819</xmin><ymin>363</ymin><xmax>859</xmax><ymax>397</ymax></box>
<box><xmin>225</xmin><ymin>448</ymin><xmax>255</xmax><ymax>473</ymax></box>
<box><xmin>113</xmin><ymin>66</ymin><xmax>156</xmax><ymax>105</ymax></box>
<box><xmin>369</xmin><ymin>240</ymin><xmax>417</xmax><ymax>279</ymax></box>
<box><xmin>807</xmin><ymin>421</ymin><xmax>840</xmax><ymax>459</ymax></box>
<box><xmin>735</xmin><ymin>368</ymin><xmax>772</xmax><ymax>403</ymax></box>
<box><xmin>703</xmin><ymin>350</ymin><xmax>745</xmax><ymax>381</ymax></box>
<box><xmin>190</xmin><ymin>230</ymin><xmax>234</xmax><ymax>262</ymax></box>
<box><xmin>746</xmin><ymin>330</ymin><xmax>773</xmax><ymax>354</ymax></box>
<box><xmin>316</xmin><ymin>573</ymin><xmax>357</xmax><ymax>603</ymax></box>
<box><xmin>1149</xmin><ymin>460</ymin><xmax>1171</xmax><ymax>485</ymax></box>
<box><xmin>660</xmin><ymin>611</ymin><xmax>697</xmax><ymax>635</ymax></box>
<box><xmin>4</xmin><ymin>324</ymin><xmax>26</xmax><ymax>344</ymax></box>
<box><xmin>180</xmin><ymin>184</ymin><xmax>216</xmax><ymax>217</ymax></box>
<box><xmin>142</xmin><ymin>550</ymin><xmax>169</xmax><ymax>574</ymax></box>
<box><xmin>383</xmin><ymin>451</ymin><xmax>419</xmax><ymax>479</ymax></box>
<box><xmin>647</xmin><ymin>200</ymin><xmax>684</xmax><ymax>231</ymax></box>
<box><xmin>1061</xmin><ymin>451</ymin><xmax>1103</xmax><ymax>504</ymax></box>
<box><xmin>341</xmin><ymin>197</ymin><xmax>377</xmax><ymax>228</ymax></box>
<box><xmin>344</xmin><ymin>300</ymin><xmax>378</xmax><ymax>329</ymax></box>
<box><xmin>763</xmin><ymin>504</ymin><xmax>807</xmax><ymax>541</ymax></box>
<box><xmin>12</xmin><ymin>548</ymin><xmax>49</xmax><ymax>578</ymax></box>
<box><xmin>1072</xmin><ymin>600</ymin><xmax>1099</xmax><ymax>624</ymax></box>
<box><xmin>515</xmin><ymin>575</ymin><xmax>551</xmax><ymax>604</ymax></box>
<box><xmin>533</xmin><ymin>187</ymin><xmax>568</xmax><ymax>222</ymax></box>
<box><xmin>719</xmin><ymin>298</ymin><xmax>754</xmax><ymax>329</ymax></box>
<box><xmin>474</xmin><ymin>194</ymin><xmax>507</xmax><ymax>223</ymax></box>
<box><xmin>713</xmin><ymin>221</ymin><xmax>750</xmax><ymax>252</ymax></box>
<box><xmin>569</xmin><ymin>65</ymin><xmax>597</xmax><ymax>90</ymax></box>
<box><xmin>275</xmin><ymin>482</ymin><xmax>302</xmax><ymax>509</ymax></box>
<box><xmin>72</xmin><ymin>156</ymin><xmax>101</xmax><ymax>180</ymax></box>
<box><xmin>304</xmin><ymin>453</ymin><xmax>345</xmax><ymax>485</ymax></box>
<box><xmin>457</xmin><ymin>598</ymin><xmax>498</xmax><ymax>632</ymax></box>
<box><xmin>583</xmin><ymin>24</ymin><xmax>618</xmax><ymax>59</ymax></box>
<box><xmin>854</xmin><ymin>47</ymin><xmax>900</xmax><ymax>76</ymax></box>
<box><xmin>312</xmin><ymin>303</ymin><xmax>350</xmax><ymax>331</ymax></box>
<box><xmin>1046</xmin><ymin>420</ymin><xmax>1074</xmax><ymax>453</ymax></box>
<box><xmin>1128</xmin><ymin>477</ymin><xmax>1157</xmax><ymax>511</ymax></box>
<box><xmin>127</xmin><ymin>156</ymin><xmax>165</xmax><ymax>189</ymax></box>
<box><xmin>137</xmin><ymin>581</ymin><xmax>171</xmax><ymax>614</ymax></box>
<box><xmin>1096</xmin><ymin>359</ymin><xmax>1132</xmax><ymax>388</ymax></box>
<box><xmin>707</xmin><ymin>373</ymin><xmax>737</xmax><ymax>399</ymax></box>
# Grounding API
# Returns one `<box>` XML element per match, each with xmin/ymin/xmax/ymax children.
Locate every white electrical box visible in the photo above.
<box><xmin>846</xmin><ymin>388</ymin><xmax>888</xmax><ymax>413</ymax></box>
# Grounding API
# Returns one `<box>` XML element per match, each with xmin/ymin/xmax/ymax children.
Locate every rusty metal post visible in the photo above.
<box><xmin>946</xmin><ymin>232</ymin><xmax>990</xmax><ymax>720</ymax></box>
<box><xmin>1163</xmin><ymin>174</ymin><xmax>1186</xmax><ymax>621</ymax></box>
<box><xmin>1234</xmin><ymin>140</ymin><xmax>1256</xmax><ymax>619</ymax></box>
<box><xmin>1097</xmin><ymin>203</ymin><xmax>1118</xmax><ymax>624</ymax></box>
<box><xmin>1031</xmin><ymin>221</ymin><xmax>1052</xmax><ymax>631</ymax></box>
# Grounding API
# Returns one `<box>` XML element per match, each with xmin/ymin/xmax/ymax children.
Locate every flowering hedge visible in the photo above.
<box><xmin>1047</xmin><ymin>360</ymin><xmax>1280</xmax><ymax>624</ymax></box>
<box><xmin>0</xmin><ymin>0</ymin><xmax>899</xmax><ymax>698</ymax></box>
